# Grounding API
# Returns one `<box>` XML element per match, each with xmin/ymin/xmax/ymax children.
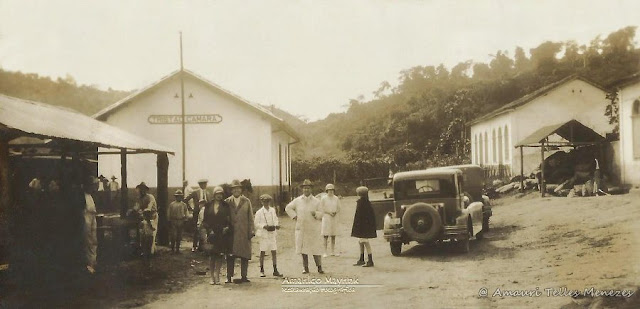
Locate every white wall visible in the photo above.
<box><xmin>98</xmin><ymin>75</ymin><xmax>279</xmax><ymax>187</ymax></box>
<box><xmin>470</xmin><ymin>112</ymin><xmax>512</xmax><ymax>168</ymax></box>
<box><xmin>471</xmin><ymin>79</ymin><xmax>613</xmax><ymax>176</ymax></box>
<box><xmin>619</xmin><ymin>82</ymin><xmax>640</xmax><ymax>185</ymax></box>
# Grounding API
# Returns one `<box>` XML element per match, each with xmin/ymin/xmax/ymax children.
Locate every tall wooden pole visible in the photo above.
<box><xmin>519</xmin><ymin>146</ymin><xmax>524</xmax><ymax>192</ymax></box>
<box><xmin>180</xmin><ymin>31</ymin><xmax>186</xmax><ymax>183</ymax></box>
<box><xmin>120</xmin><ymin>149</ymin><xmax>128</xmax><ymax>218</ymax></box>
<box><xmin>157</xmin><ymin>153</ymin><xmax>169</xmax><ymax>245</ymax></box>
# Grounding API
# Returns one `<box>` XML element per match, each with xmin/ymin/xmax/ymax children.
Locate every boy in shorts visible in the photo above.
<box><xmin>254</xmin><ymin>194</ymin><xmax>282</xmax><ymax>277</ymax></box>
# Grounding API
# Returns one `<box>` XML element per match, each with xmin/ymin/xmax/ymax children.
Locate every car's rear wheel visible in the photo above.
<box><xmin>402</xmin><ymin>203</ymin><xmax>442</xmax><ymax>243</ymax></box>
<box><xmin>390</xmin><ymin>241</ymin><xmax>402</xmax><ymax>256</ymax></box>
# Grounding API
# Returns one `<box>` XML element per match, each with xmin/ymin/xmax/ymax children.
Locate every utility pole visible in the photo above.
<box><xmin>180</xmin><ymin>32</ymin><xmax>186</xmax><ymax>182</ymax></box>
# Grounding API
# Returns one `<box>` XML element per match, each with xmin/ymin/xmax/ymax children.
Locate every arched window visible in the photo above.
<box><xmin>479</xmin><ymin>134</ymin><xmax>484</xmax><ymax>165</ymax></box>
<box><xmin>484</xmin><ymin>132</ymin><xmax>488</xmax><ymax>165</ymax></box>
<box><xmin>474</xmin><ymin>134</ymin><xmax>478</xmax><ymax>164</ymax></box>
<box><xmin>504</xmin><ymin>125</ymin><xmax>510</xmax><ymax>163</ymax></box>
<box><xmin>498</xmin><ymin>127</ymin><xmax>503</xmax><ymax>164</ymax></box>
<box><xmin>633</xmin><ymin>100</ymin><xmax>640</xmax><ymax>158</ymax></box>
<box><xmin>492</xmin><ymin>129</ymin><xmax>497</xmax><ymax>163</ymax></box>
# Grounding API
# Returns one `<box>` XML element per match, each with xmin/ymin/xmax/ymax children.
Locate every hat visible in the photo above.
<box><xmin>325</xmin><ymin>184</ymin><xmax>335</xmax><ymax>191</ymax></box>
<box><xmin>356</xmin><ymin>186</ymin><xmax>369</xmax><ymax>195</ymax></box>
<box><xmin>174</xmin><ymin>189</ymin><xmax>183</xmax><ymax>196</ymax></box>
<box><xmin>111</xmin><ymin>175</ymin><xmax>117</xmax><ymax>180</ymax></box>
<box><xmin>230</xmin><ymin>179</ymin><xmax>242</xmax><ymax>188</ymax></box>
<box><xmin>213</xmin><ymin>186</ymin><xmax>224</xmax><ymax>195</ymax></box>
<box><xmin>301</xmin><ymin>179</ymin><xmax>312</xmax><ymax>187</ymax></box>
<box><xmin>98</xmin><ymin>175</ymin><xmax>105</xmax><ymax>179</ymax></box>
<box><xmin>136</xmin><ymin>182</ymin><xmax>149</xmax><ymax>191</ymax></box>
<box><xmin>197</xmin><ymin>179</ymin><xmax>208</xmax><ymax>184</ymax></box>
<box><xmin>259</xmin><ymin>194</ymin><xmax>272</xmax><ymax>201</ymax></box>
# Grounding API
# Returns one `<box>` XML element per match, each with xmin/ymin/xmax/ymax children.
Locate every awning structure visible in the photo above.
<box><xmin>515</xmin><ymin>119</ymin><xmax>605</xmax><ymax>147</ymax></box>
<box><xmin>514</xmin><ymin>119</ymin><xmax>605</xmax><ymax>197</ymax></box>
<box><xmin>0</xmin><ymin>94</ymin><xmax>174</xmax><ymax>154</ymax></box>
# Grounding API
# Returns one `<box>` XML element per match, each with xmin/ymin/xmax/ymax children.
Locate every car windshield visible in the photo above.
<box><xmin>394</xmin><ymin>176</ymin><xmax>457</xmax><ymax>199</ymax></box>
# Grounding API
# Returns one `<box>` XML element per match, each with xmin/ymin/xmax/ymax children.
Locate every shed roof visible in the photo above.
<box><xmin>92</xmin><ymin>69</ymin><xmax>300</xmax><ymax>141</ymax></box>
<box><xmin>0</xmin><ymin>94</ymin><xmax>174</xmax><ymax>154</ymax></box>
<box><xmin>468</xmin><ymin>75</ymin><xmax>605</xmax><ymax>126</ymax></box>
<box><xmin>514</xmin><ymin>119</ymin><xmax>605</xmax><ymax>147</ymax></box>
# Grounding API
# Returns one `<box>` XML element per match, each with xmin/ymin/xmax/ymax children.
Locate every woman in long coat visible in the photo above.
<box><xmin>200</xmin><ymin>186</ymin><xmax>232</xmax><ymax>285</ymax></box>
<box><xmin>351</xmin><ymin>186</ymin><xmax>377</xmax><ymax>267</ymax></box>
<box><xmin>286</xmin><ymin>179</ymin><xmax>324</xmax><ymax>274</ymax></box>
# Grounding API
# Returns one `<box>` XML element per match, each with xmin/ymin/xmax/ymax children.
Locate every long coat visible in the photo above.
<box><xmin>201</xmin><ymin>201</ymin><xmax>233</xmax><ymax>255</ymax></box>
<box><xmin>286</xmin><ymin>195</ymin><xmax>323</xmax><ymax>255</ymax></box>
<box><xmin>351</xmin><ymin>198</ymin><xmax>377</xmax><ymax>239</ymax></box>
<box><xmin>225</xmin><ymin>195</ymin><xmax>254</xmax><ymax>259</ymax></box>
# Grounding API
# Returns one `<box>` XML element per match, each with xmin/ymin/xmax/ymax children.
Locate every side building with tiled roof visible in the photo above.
<box><xmin>467</xmin><ymin>75</ymin><xmax>614</xmax><ymax>178</ymax></box>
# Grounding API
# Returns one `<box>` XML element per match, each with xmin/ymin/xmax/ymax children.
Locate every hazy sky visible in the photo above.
<box><xmin>1</xmin><ymin>0</ymin><xmax>639</xmax><ymax>120</ymax></box>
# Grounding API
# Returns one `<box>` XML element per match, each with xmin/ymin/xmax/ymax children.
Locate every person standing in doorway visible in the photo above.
<box><xmin>225</xmin><ymin>179</ymin><xmax>254</xmax><ymax>283</ymax></box>
<box><xmin>83</xmin><ymin>176</ymin><xmax>99</xmax><ymax>274</ymax></box>
<box><xmin>285</xmin><ymin>179</ymin><xmax>324</xmax><ymax>274</ymax></box>
<box><xmin>184</xmin><ymin>179</ymin><xmax>211</xmax><ymax>252</ymax></box>
<box><xmin>321</xmin><ymin>184</ymin><xmax>341</xmax><ymax>257</ymax></box>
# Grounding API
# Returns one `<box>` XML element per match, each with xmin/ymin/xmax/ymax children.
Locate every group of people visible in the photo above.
<box><xmin>130</xmin><ymin>177</ymin><xmax>379</xmax><ymax>286</ymax></box>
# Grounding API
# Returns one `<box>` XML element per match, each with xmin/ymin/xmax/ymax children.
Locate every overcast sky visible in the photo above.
<box><xmin>1</xmin><ymin>0</ymin><xmax>640</xmax><ymax>121</ymax></box>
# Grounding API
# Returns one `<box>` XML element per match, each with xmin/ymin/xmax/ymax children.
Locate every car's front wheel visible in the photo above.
<box><xmin>390</xmin><ymin>241</ymin><xmax>402</xmax><ymax>256</ymax></box>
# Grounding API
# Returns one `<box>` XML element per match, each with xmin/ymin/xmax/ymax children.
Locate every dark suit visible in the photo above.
<box><xmin>184</xmin><ymin>188</ymin><xmax>213</xmax><ymax>250</ymax></box>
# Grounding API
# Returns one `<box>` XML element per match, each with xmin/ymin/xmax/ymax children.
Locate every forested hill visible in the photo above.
<box><xmin>0</xmin><ymin>69</ymin><xmax>130</xmax><ymax>115</ymax></box>
<box><xmin>292</xmin><ymin>26</ymin><xmax>640</xmax><ymax>182</ymax></box>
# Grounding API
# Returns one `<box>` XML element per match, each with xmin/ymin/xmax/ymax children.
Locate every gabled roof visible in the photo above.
<box><xmin>515</xmin><ymin>119</ymin><xmax>605</xmax><ymax>147</ymax></box>
<box><xmin>92</xmin><ymin>69</ymin><xmax>300</xmax><ymax>141</ymax></box>
<box><xmin>468</xmin><ymin>75</ymin><xmax>605</xmax><ymax>126</ymax></box>
<box><xmin>0</xmin><ymin>94</ymin><xmax>174</xmax><ymax>154</ymax></box>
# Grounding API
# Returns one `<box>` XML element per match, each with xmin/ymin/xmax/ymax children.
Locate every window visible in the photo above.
<box><xmin>394</xmin><ymin>177</ymin><xmax>456</xmax><ymax>199</ymax></box>
<box><xmin>474</xmin><ymin>134</ymin><xmax>478</xmax><ymax>164</ymax></box>
<box><xmin>634</xmin><ymin>100</ymin><xmax>640</xmax><ymax>159</ymax></box>
<box><xmin>504</xmin><ymin>125</ymin><xmax>510</xmax><ymax>163</ymax></box>
<box><xmin>479</xmin><ymin>134</ymin><xmax>484</xmax><ymax>165</ymax></box>
<box><xmin>498</xmin><ymin>127</ymin><xmax>503</xmax><ymax>164</ymax></box>
<box><xmin>492</xmin><ymin>129</ymin><xmax>497</xmax><ymax>163</ymax></box>
<box><xmin>484</xmin><ymin>132</ymin><xmax>488</xmax><ymax>165</ymax></box>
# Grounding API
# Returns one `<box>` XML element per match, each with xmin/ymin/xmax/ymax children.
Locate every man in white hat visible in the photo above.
<box><xmin>108</xmin><ymin>176</ymin><xmax>120</xmax><ymax>211</ymax></box>
<box><xmin>286</xmin><ymin>179</ymin><xmax>324</xmax><ymax>274</ymax></box>
<box><xmin>184</xmin><ymin>179</ymin><xmax>211</xmax><ymax>252</ymax></box>
<box><xmin>225</xmin><ymin>179</ymin><xmax>254</xmax><ymax>283</ymax></box>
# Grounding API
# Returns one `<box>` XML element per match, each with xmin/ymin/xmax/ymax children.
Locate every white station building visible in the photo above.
<box><xmin>94</xmin><ymin>69</ymin><xmax>299</xmax><ymax>196</ymax></box>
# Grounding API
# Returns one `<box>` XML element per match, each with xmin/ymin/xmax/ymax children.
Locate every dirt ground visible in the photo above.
<box><xmin>4</xmin><ymin>190</ymin><xmax>640</xmax><ymax>308</ymax></box>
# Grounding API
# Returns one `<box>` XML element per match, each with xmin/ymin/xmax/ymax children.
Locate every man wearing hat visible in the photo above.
<box><xmin>184</xmin><ymin>179</ymin><xmax>212</xmax><ymax>252</ymax></box>
<box><xmin>225</xmin><ymin>179</ymin><xmax>255</xmax><ymax>283</ymax></box>
<box><xmin>167</xmin><ymin>189</ymin><xmax>188</xmax><ymax>253</ymax></box>
<box><xmin>254</xmin><ymin>194</ymin><xmax>282</xmax><ymax>277</ymax></box>
<box><xmin>108</xmin><ymin>176</ymin><xmax>120</xmax><ymax>211</ymax></box>
<box><xmin>135</xmin><ymin>182</ymin><xmax>158</xmax><ymax>254</ymax></box>
<box><xmin>285</xmin><ymin>179</ymin><xmax>325</xmax><ymax>274</ymax></box>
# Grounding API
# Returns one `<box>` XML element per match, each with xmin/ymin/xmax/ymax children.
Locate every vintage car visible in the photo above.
<box><xmin>372</xmin><ymin>165</ymin><xmax>491</xmax><ymax>255</ymax></box>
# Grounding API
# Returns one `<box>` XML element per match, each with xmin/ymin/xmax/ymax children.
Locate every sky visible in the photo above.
<box><xmin>1</xmin><ymin>0</ymin><xmax>640</xmax><ymax>121</ymax></box>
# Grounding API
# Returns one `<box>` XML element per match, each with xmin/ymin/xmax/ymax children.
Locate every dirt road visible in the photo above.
<box><xmin>126</xmin><ymin>189</ymin><xmax>639</xmax><ymax>309</ymax></box>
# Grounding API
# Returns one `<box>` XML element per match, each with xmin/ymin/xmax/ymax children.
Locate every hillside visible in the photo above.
<box><xmin>292</xmin><ymin>26</ymin><xmax>640</xmax><ymax>183</ymax></box>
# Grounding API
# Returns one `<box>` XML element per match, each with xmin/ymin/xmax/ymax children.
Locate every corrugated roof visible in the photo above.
<box><xmin>92</xmin><ymin>69</ymin><xmax>300</xmax><ymax>141</ymax></box>
<box><xmin>515</xmin><ymin>119</ymin><xmax>604</xmax><ymax>147</ymax></box>
<box><xmin>468</xmin><ymin>75</ymin><xmax>605</xmax><ymax>126</ymax></box>
<box><xmin>0</xmin><ymin>94</ymin><xmax>174</xmax><ymax>154</ymax></box>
